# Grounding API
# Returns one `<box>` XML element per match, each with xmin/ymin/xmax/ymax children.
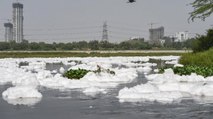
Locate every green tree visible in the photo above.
<box><xmin>19</xmin><ymin>40</ymin><xmax>29</xmax><ymax>50</ymax></box>
<box><xmin>119</xmin><ymin>42</ymin><xmax>131</xmax><ymax>50</ymax></box>
<box><xmin>0</xmin><ymin>42</ymin><xmax>10</xmax><ymax>50</ymax></box>
<box><xmin>29</xmin><ymin>42</ymin><xmax>41</xmax><ymax>51</ymax></box>
<box><xmin>192</xmin><ymin>28</ymin><xmax>213</xmax><ymax>52</ymax></box>
<box><xmin>182</xmin><ymin>38</ymin><xmax>194</xmax><ymax>49</ymax></box>
<box><xmin>190</xmin><ymin>0</ymin><xmax>213</xmax><ymax>21</ymax></box>
<box><xmin>78</xmin><ymin>41</ymin><xmax>88</xmax><ymax>50</ymax></box>
<box><xmin>62</xmin><ymin>43</ymin><xmax>73</xmax><ymax>50</ymax></box>
<box><xmin>56</xmin><ymin>43</ymin><xmax>66</xmax><ymax>50</ymax></box>
<box><xmin>88</xmin><ymin>40</ymin><xmax>99</xmax><ymax>50</ymax></box>
<box><xmin>99</xmin><ymin>40</ymin><xmax>114</xmax><ymax>50</ymax></box>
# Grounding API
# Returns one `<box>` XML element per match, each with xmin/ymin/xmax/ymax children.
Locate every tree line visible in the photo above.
<box><xmin>0</xmin><ymin>37</ymin><xmax>197</xmax><ymax>51</ymax></box>
<box><xmin>0</xmin><ymin>39</ymin><xmax>152</xmax><ymax>51</ymax></box>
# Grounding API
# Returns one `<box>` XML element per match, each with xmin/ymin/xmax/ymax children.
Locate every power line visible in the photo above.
<box><xmin>109</xmin><ymin>25</ymin><xmax>148</xmax><ymax>32</ymax></box>
<box><xmin>27</xmin><ymin>37</ymin><xmax>101</xmax><ymax>41</ymax></box>
<box><xmin>24</xmin><ymin>31</ymin><xmax>102</xmax><ymax>36</ymax></box>
<box><xmin>109</xmin><ymin>30</ymin><xmax>145</xmax><ymax>36</ymax></box>
<box><xmin>24</xmin><ymin>26</ymin><xmax>101</xmax><ymax>31</ymax></box>
<box><xmin>109</xmin><ymin>35</ymin><xmax>129</xmax><ymax>39</ymax></box>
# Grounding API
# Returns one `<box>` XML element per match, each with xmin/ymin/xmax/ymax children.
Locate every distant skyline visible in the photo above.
<box><xmin>0</xmin><ymin>0</ymin><xmax>212</xmax><ymax>43</ymax></box>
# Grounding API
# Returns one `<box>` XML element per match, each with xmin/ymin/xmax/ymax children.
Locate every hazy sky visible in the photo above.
<box><xmin>0</xmin><ymin>0</ymin><xmax>212</xmax><ymax>43</ymax></box>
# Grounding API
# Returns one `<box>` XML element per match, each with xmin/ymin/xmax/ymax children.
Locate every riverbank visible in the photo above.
<box><xmin>0</xmin><ymin>50</ymin><xmax>190</xmax><ymax>58</ymax></box>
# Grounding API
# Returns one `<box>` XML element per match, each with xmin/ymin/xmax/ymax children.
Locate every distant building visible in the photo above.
<box><xmin>174</xmin><ymin>32</ymin><xmax>189</xmax><ymax>42</ymax></box>
<box><xmin>161</xmin><ymin>36</ymin><xmax>174</xmax><ymax>47</ymax></box>
<box><xmin>149</xmin><ymin>26</ymin><xmax>164</xmax><ymax>46</ymax></box>
<box><xmin>4</xmin><ymin>22</ymin><xmax>13</xmax><ymax>42</ymax></box>
<box><xmin>13</xmin><ymin>2</ymin><xmax>24</xmax><ymax>43</ymax></box>
<box><xmin>130</xmin><ymin>37</ymin><xmax>144</xmax><ymax>42</ymax></box>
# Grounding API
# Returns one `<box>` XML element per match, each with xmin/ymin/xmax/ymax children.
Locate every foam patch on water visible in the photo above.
<box><xmin>136</xmin><ymin>66</ymin><xmax>152</xmax><ymax>74</ymax></box>
<box><xmin>83</xmin><ymin>87</ymin><xmax>107</xmax><ymax>97</ymax></box>
<box><xmin>118</xmin><ymin>68</ymin><xmax>213</xmax><ymax>103</ymax></box>
<box><xmin>37</xmin><ymin>67</ymin><xmax>138</xmax><ymax>90</ymax></box>
<box><xmin>12</xmin><ymin>73</ymin><xmax>40</xmax><ymax>88</ymax></box>
<box><xmin>2</xmin><ymin>86</ymin><xmax>42</xmax><ymax>99</ymax></box>
<box><xmin>0</xmin><ymin>56</ymin><xmax>182</xmax><ymax>105</ymax></box>
<box><xmin>118</xmin><ymin>83</ymin><xmax>190</xmax><ymax>103</ymax></box>
<box><xmin>2</xmin><ymin>86</ymin><xmax>42</xmax><ymax>106</ymax></box>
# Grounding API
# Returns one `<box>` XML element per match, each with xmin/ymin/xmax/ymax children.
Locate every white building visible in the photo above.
<box><xmin>175</xmin><ymin>32</ymin><xmax>189</xmax><ymax>42</ymax></box>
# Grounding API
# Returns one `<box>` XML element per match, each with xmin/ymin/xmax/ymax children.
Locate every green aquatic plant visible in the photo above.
<box><xmin>160</xmin><ymin>65</ymin><xmax>213</xmax><ymax>77</ymax></box>
<box><xmin>173</xmin><ymin>65</ymin><xmax>213</xmax><ymax>77</ymax></box>
<box><xmin>63</xmin><ymin>68</ymin><xmax>90</xmax><ymax>79</ymax></box>
<box><xmin>63</xmin><ymin>65</ymin><xmax>115</xmax><ymax>80</ymax></box>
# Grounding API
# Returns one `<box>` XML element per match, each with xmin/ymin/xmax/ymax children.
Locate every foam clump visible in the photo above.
<box><xmin>21</xmin><ymin>61</ymin><xmax>46</xmax><ymax>72</ymax></box>
<box><xmin>118</xmin><ymin>83</ymin><xmax>190</xmax><ymax>103</ymax></box>
<box><xmin>2</xmin><ymin>86</ymin><xmax>42</xmax><ymax>100</ymax></box>
<box><xmin>136</xmin><ymin>66</ymin><xmax>152</xmax><ymax>74</ymax></box>
<box><xmin>2</xmin><ymin>86</ymin><xmax>42</xmax><ymax>106</ymax></box>
<box><xmin>83</xmin><ymin>87</ymin><xmax>106</xmax><ymax>97</ymax></box>
<box><xmin>12</xmin><ymin>73</ymin><xmax>40</xmax><ymax>88</ymax></box>
<box><xmin>0</xmin><ymin>67</ymin><xmax>27</xmax><ymax>85</ymax></box>
<box><xmin>59</xmin><ymin>67</ymin><xmax>65</xmax><ymax>74</ymax></box>
<box><xmin>81</xmin><ymin>68</ymin><xmax>137</xmax><ymax>84</ymax></box>
<box><xmin>38</xmin><ymin>67</ymin><xmax>138</xmax><ymax>90</ymax></box>
<box><xmin>118</xmin><ymin>68</ymin><xmax>213</xmax><ymax>103</ymax></box>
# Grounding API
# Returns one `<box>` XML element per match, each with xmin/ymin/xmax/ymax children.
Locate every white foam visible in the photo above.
<box><xmin>2</xmin><ymin>86</ymin><xmax>42</xmax><ymax>99</ymax></box>
<box><xmin>141</xmin><ymin>62</ymin><xmax>157</xmax><ymax>67</ymax></box>
<box><xmin>119</xmin><ymin>91</ymin><xmax>190</xmax><ymax>103</ymax></box>
<box><xmin>37</xmin><ymin>67</ymin><xmax>138</xmax><ymax>90</ymax></box>
<box><xmin>37</xmin><ymin>70</ymin><xmax>53</xmax><ymax>80</ymax></box>
<box><xmin>118</xmin><ymin>68</ymin><xmax>213</xmax><ymax>103</ymax></box>
<box><xmin>165</xmin><ymin>60</ymin><xmax>178</xmax><ymax>65</ymax></box>
<box><xmin>0</xmin><ymin>67</ymin><xmax>27</xmax><ymax>85</ymax></box>
<box><xmin>12</xmin><ymin>73</ymin><xmax>39</xmax><ymax>88</ymax></box>
<box><xmin>59</xmin><ymin>67</ymin><xmax>65</xmax><ymax>74</ymax></box>
<box><xmin>136</xmin><ymin>66</ymin><xmax>152</xmax><ymax>73</ymax></box>
<box><xmin>83</xmin><ymin>87</ymin><xmax>106</xmax><ymax>97</ymax></box>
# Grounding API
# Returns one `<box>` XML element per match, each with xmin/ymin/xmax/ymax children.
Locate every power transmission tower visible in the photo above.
<box><xmin>102</xmin><ymin>21</ymin><xmax>108</xmax><ymax>41</ymax></box>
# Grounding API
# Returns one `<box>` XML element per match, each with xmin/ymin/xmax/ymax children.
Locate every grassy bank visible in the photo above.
<box><xmin>170</xmin><ymin>48</ymin><xmax>213</xmax><ymax>77</ymax></box>
<box><xmin>0</xmin><ymin>51</ymin><xmax>186</xmax><ymax>58</ymax></box>
<box><xmin>179</xmin><ymin>48</ymin><xmax>213</xmax><ymax>67</ymax></box>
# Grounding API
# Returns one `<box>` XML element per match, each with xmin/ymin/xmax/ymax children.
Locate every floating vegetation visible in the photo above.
<box><xmin>160</xmin><ymin>65</ymin><xmax>213</xmax><ymax>77</ymax></box>
<box><xmin>19</xmin><ymin>61</ymin><xmax>29</xmax><ymax>67</ymax></box>
<box><xmin>63</xmin><ymin>68</ymin><xmax>90</xmax><ymax>79</ymax></box>
<box><xmin>63</xmin><ymin>65</ymin><xmax>115</xmax><ymax>80</ymax></box>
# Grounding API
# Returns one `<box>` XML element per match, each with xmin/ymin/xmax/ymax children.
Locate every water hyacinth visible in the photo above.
<box><xmin>63</xmin><ymin>68</ymin><xmax>90</xmax><ymax>79</ymax></box>
<box><xmin>160</xmin><ymin>65</ymin><xmax>213</xmax><ymax>77</ymax></box>
<box><xmin>63</xmin><ymin>65</ymin><xmax>115</xmax><ymax>80</ymax></box>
